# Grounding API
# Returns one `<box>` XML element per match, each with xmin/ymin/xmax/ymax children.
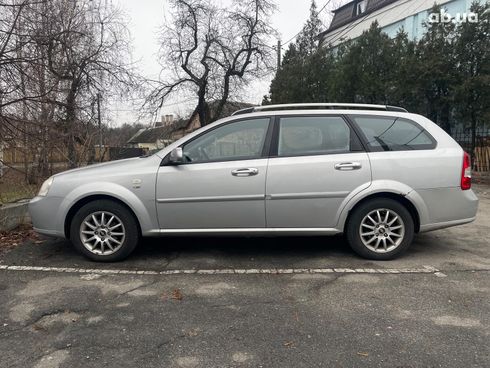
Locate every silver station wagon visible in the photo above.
<box><xmin>29</xmin><ymin>103</ymin><xmax>479</xmax><ymax>261</ymax></box>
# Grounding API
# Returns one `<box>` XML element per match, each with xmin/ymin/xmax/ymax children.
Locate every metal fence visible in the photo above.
<box><xmin>452</xmin><ymin>128</ymin><xmax>490</xmax><ymax>172</ymax></box>
<box><xmin>109</xmin><ymin>147</ymin><xmax>148</xmax><ymax>160</ymax></box>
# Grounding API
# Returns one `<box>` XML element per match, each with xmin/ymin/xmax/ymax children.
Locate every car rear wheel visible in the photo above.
<box><xmin>346</xmin><ymin>198</ymin><xmax>414</xmax><ymax>260</ymax></box>
<box><xmin>70</xmin><ymin>200</ymin><xmax>140</xmax><ymax>262</ymax></box>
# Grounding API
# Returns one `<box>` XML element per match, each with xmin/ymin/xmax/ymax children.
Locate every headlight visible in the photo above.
<box><xmin>38</xmin><ymin>177</ymin><xmax>54</xmax><ymax>197</ymax></box>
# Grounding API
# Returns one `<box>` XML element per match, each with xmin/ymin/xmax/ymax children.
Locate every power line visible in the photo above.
<box><xmin>281</xmin><ymin>29</ymin><xmax>302</xmax><ymax>47</ymax></box>
<box><xmin>160</xmin><ymin>98</ymin><xmax>196</xmax><ymax>107</ymax></box>
<box><xmin>326</xmin><ymin>7</ymin><xmax>373</xmax><ymax>45</ymax></box>
<box><xmin>318</xmin><ymin>0</ymin><xmax>334</xmax><ymax>14</ymax></box>
<box><xmin>281</xmin><ymin>0</ymin><xmax>334</xmax><ymax>48</ymax></box>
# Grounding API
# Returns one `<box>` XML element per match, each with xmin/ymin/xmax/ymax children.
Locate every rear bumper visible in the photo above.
<box><xmin>415</xmin><ymin>187</ymin><xmax>478</xmax><ymax>233</ymax></box>
<box><xmin>419</xmin><ymin>216</ymin><xmax>476</xmax><ymax>232</ymax></box>
<box><xmin>29</xmin><ymin>196</ymin><xmax>65</xmax><ymax>238</ymax></box>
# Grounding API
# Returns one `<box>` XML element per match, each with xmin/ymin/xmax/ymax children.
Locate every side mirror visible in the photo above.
<box><xmin>169</xmin><ymin>147</ymin><xmax>184</xmax><ymax>164</ymax></box>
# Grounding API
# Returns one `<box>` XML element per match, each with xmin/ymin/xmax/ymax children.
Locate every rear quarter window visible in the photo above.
<box><xmin>350</xmin><ymin>115</ymin><xmax>436</xmax><ymax>151</ymax></box>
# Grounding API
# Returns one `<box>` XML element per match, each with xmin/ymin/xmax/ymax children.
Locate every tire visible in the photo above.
<box><xmin>346</xmin><ymin>198</ymin><xmax>414</xmax><ymax>260</ymax></box>
<box><xmin>70</xmin><ymin>200</ymin><xmax>140</xmax><ymax>262</ymax></box>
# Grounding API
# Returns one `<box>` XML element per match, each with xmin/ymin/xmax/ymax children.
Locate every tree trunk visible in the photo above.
<box><xmin>37</xmin><ymin>60</ymin><xmax>50</xmax><ymax>178</ymax></box>
<box><xmin>66</xmin><ymin>88</ymin><xmax>77</xmax><ymax>169</ymax></box>
<box><xmin>210</xmin><ymin>73</ymin><xmax>231</xmax><ymax>123</ymax></box>
<box><xmin>440</xmin><ymin>103</ymin><xmax>451</xmax><ymax>135</ymax></box>
<box><xmin>427</xmin><ymin>102</ymin><xmax>438</xmax><ymax>128</ymax></box>
<box><xmin>17</xmin><ymin>39</ymin><xmax>29</xmax><ymax>183</ymax></box>
<box><xmin>195</xmin><ymin>83</ymin><xmax>208</xmax><ymax>126</ymax></box>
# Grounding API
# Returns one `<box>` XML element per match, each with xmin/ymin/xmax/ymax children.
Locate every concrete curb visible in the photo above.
<box><xmin>0</xmin><ymin>200</ymin><xmax>31</xmax><ymax>231</ymax></box>
<box><xmin>0</xmin><ymin>264</ymin><xmax>440</xmax><ymax>276</ymax></box>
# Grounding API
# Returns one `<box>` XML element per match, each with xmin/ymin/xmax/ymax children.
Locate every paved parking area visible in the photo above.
<box><xmin>0</xmin><ymin>186</ymin><xmax>489</xmax><ymax>367</ymax></box>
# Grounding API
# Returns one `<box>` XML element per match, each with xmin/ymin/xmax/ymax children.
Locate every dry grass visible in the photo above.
<box><xmin>0</xmin><ymin>168</ymin><xmax>39</xmax><ymax>205</ymax></box>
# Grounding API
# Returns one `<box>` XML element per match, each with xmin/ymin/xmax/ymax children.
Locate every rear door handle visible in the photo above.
<box><xmin>334</xmin><ymin>162</ymin><xmax>362</xmax><ymax>170</ymax></box>
<box><xmin>231</xmin><ymin>168</ymin><xmax>259</xmax><ymax>177</ymax></box>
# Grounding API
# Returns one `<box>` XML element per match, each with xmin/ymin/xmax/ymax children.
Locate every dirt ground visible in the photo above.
<box><xmin>0</xmin><ymin>224</ymin><xmax>41</xmax><ymax>254</ymax></box>
<box><xmin>474</xmin><ymin>171</ymin><xmax>490</xmax><ymax>185</ymax></box>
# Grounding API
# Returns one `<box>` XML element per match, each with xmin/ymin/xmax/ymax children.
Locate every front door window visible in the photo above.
<box><xmin>183</xmin><ymin>118</ymin><xmax>270</xmax><ymax>163</ymax></box>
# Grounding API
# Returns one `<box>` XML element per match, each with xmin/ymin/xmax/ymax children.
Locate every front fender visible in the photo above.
<box><xmin>335</xmin><ymin>180</ymin><xmax>429</xmax><ymax>231</ymax></box>
<box><xmin>58</xmin><ymin>182</ymin><xmax>158</xmax><ymax>236</ymax></box>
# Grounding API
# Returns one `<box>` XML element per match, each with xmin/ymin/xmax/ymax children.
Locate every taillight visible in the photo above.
<box><xmin>461</xmin><ymin>151</ymin><xmax>471</xmax><ymax>190</ymax></box>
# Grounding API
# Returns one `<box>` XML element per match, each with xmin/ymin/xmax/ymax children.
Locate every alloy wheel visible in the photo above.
<box><xmin>79</xmin><ymin>211</ymin><xmax>125</xmax><ymax>255</ymax></box>
<box><xmin>359</xmin><ymin>208</ymin><xmax>405</xmax><ymax>253</ymax></box>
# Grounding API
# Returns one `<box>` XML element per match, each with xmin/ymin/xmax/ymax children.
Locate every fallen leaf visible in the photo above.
<box><xmin>171</xmin><ymin>289</ymin><xmax>183</xmax><ymax>301</ymax></box>
<box><xmin>0</xmin><ymin>224</ymin><xmax>43</xmax><ymax>252</ymax></box>
<box><xmin>32</xmin><ymin>324</ymin><xmax>46</xmax><ymax>331</ymax></box>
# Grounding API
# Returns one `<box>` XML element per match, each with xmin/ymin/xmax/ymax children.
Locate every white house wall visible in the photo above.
<box><xmin>322</xmin><ymin>0</ymin><xmax>480</xmax><ymax>47</ymax></box>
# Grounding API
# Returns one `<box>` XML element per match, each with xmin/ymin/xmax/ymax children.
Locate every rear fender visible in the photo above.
<box><xmin>335</xmin><ymin>180</ymin><xmax>429</xmax><ymax>231</ymax></box>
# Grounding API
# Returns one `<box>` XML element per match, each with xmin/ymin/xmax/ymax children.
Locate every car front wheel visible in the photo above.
<box><xmin>346</xmin><ymin>198</ymin><xmax>414</xmax><ymax>260</ymax></box>
<box><xmin>70</xmin><ymin>200</ymin><xmax>140</xmax><ymax>262</ymax></box>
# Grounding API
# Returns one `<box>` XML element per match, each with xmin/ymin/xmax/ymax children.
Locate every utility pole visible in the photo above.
<box><xmin>277</xmin><ymin>39</ymin><xmax>281</xmax><ymax>71</ymax></box>
<box><xmin>97</xmin><ymin>93</ymin><xmax>102</xmax><ymax>162</ymax></box>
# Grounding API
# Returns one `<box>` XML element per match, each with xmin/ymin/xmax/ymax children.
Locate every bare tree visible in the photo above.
<box><xmin>40</xmin><ymin>0</ymin><xmax>137</xmax><ymax>167</ymax></box>
<box><xmin>148</xmin><ymin>0</ymin><xmax>276</xmax><ymax>126</ymax></box>
<box><xmin>0</xmin><ymin>0</ymin><xmax>48</xmax><ymax>113</ymax></box>
<box><xmin>0</xmin><ymin>0</ymin><xmax>53</xmax><ymax>181</ymax></box>
<box><xmin>1</xmin><ymin>0</ymin><xmax>139</xmax><ymax>175</ymax></box>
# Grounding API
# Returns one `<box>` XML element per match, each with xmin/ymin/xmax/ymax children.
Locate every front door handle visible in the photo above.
<box><xmin>334</xmin><ymin>162</ymin><xmax>362</xmax><ymax>170</ymax></box>
<box><xmin>231</xmin><ymin>168</ymin><xmax>259</xmax><ymax>177</ymax></box>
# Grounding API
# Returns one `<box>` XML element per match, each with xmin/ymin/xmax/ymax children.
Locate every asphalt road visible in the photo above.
<box><xmin>0</xmin><ymin>185</ymin><xmax>489</xmax><ymax>368</ymax></box>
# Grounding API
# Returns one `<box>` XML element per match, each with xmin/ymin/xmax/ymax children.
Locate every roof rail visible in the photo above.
<box><xmin>231</xmin><ymin>103</ymin><xmax>408</xmax><ymax>115</ymax></box>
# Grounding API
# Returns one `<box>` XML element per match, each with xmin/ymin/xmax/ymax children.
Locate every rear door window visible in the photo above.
<box><xmin>276</xmin><ymin>116</ymin><xmax>359</xmax><ymax>157</ymax></box>
<box><xmin>351</xmin><ymin>115</ymin><xmax>436</xmax><ymax>151</ymax></box>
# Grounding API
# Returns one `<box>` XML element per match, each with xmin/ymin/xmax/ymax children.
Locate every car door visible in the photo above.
<box><xmin>156</xmin><ymin>117</ymin><xmax>272</xmax><ymax>229</ymax></box>
<box><xmin>265</xmin><ymin>115</ymin><xmax>371</xmax><ymax>228</ymax></box>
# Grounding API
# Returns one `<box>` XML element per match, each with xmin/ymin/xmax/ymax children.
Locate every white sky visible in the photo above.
<box><xmin>110</xmin><ymin>0</ymin><xmax>346</xmax><ymax>126</ymax></box>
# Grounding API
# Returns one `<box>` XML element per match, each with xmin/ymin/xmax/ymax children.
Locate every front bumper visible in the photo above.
<box><xmin>29</xmin><ymin>196</ymin><xmax>65</xmax><ymax>238</ymax></box>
